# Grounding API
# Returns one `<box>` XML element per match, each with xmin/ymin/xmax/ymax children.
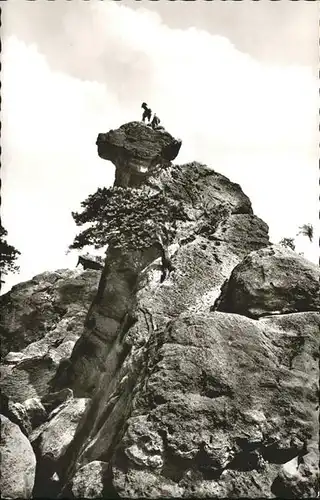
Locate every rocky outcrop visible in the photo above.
<box><xmin>0</xmin><ymin>268</ymin><xmax>99</xmax><ymax>403</ymax></box>
<box><xmin>215</xmin><ymin>245</ymin><xmax>320</xmax><ymax>318</ymax></box>
<box><xmin>0</xmin><ymin>269</ymin><xmax>98</xmax><ymax>497</ymax></box>
<box><xmin>96</xmin><ymin>122</ymin><xmax>182</xmax><ymax>187</ymax></box>
<box><xmin>51</xmin><ymin>185</ymin><xmax>265</xmax><ymax>400</ymax></box>
<box><xmin>23</xmin><ymin>398</ymin><xmax>47</xmax><ymax>430</ymax></box>
<box><xmin>0</xmin><ymin>415</ymin><xmax>37</xmax><ymax>499</ymax></box>
<box><xmin>0</xmin><ymin>121</ymin><xmax>318</xmax><ymax>499</ymax></box>
<box><xmin>147</xmin><ymin>161</ymin><xmax>253</xmax><ymax>217</ymax></box>
<box><xmin>0</xmin><ymin>268</ymin><xmax>99</xmax><ymax>359</ymax></box>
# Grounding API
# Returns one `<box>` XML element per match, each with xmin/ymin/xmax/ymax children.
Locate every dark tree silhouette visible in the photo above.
<box><xmin>0</xmin><ymin>222</ymin><xmax>20</xmax><ymax>278</ymax></box>
<box><xmin>297</xmin><ymin>223</ymin><xmax>313</xmax><ymax>243</ymax></box>
<box><xmin>279</xmin><ymin>237</ymin><xmax>295</xmax><ymax>251</ymax></box>
<box><xmin>69</xmin><ymin>186</ymin><xmax>187</xmax><ymax>253</ymax></box>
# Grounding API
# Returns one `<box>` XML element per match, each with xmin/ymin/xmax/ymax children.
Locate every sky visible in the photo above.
<box><xmin>1</xmin><ymin>0</ymin><xmax>319</xmax><ymax>294</ymax></box>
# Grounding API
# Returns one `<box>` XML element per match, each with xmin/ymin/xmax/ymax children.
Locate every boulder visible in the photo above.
<box><xmin>31</xmin><ymin>397</ymin><xmax>90</xmax><ymax>461</ymax></box>
<box><xmin>0</xmin><ymin>414</ymin><xmax>36</xmax><ymax>499</ymax></box>
<box><xmin>30</xmin><ymin>398</ymin><xmax>91</xmax><ymax>497</ymax></box>
<box><xmin>1</xmin><ymin>355</ymin><xmax>60</xmax><ymax>403</ymax></box>
<box><xmin>67</xmin><ymin>461</ymin><xmax>110</xmax><ymax>498</ymax></box>
<box><xmin>148</xmin><ymin>162</ymin><xmax>253</xmax><ymax>216</ymax></box>
<box><xmin>215</xmin><ymin>245</ymin><xmax>320</xmax><ymax>318</ymax></box>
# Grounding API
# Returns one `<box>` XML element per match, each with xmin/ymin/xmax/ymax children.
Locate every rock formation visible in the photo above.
<box><xmin>0</xmin><ymin>122</ymin><xmax>318</xmax><ymax>499</ymax></box>
<box><xmin>96</xmin><ymin>121</ymin><xmax>182</xmax><ymax>186</ymax></box>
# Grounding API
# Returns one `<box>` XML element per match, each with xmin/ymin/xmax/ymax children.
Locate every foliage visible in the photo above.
<box><xmin>70</xmin><ymin>186</ymin><xmax>188</xmax><ymax>252</ymax></box>
<box><xmin>297</xmin><ymin>223</ymin><xmax>313</xmax><ymax>242</ymax></box>
<box><xmin>0</xmin><ymin>223</ymin><xmax>20</xmax><ymax>277</ymax></box>
<box><xmin>279</xmin><ymin>223</ymin><xmax>314</xmax><ymax>253</ymax></box>
<box><xmin>279</xmin><ymin>237</ymin><xmax>295</xmax><ymax>251</ymax></box>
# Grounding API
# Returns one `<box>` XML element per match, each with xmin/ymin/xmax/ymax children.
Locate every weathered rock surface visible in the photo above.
<box><xmin>0</xmin><ymin>394</ymin><xmax>32</xmax><ymax>436</ymax></box>
<box><xmin>0</xmin><ymin>268</ymin><xmax>99</xmax><ymax>403</ymax></box>
<box><xmin>1</xmin><ymin>121</ymin><xmax>318</xmax><ymax>499</ymax></box>
<box><xmin>41</xmin><ymin>388</ymin><xmax>74</xmax><ymax>414</ymax></box>
<box><xmin>1</xmin><ymin>271</ymin><xmax>65</xmax><ymax>357</ymax></box>
<box><xmin>109</xmin><ymin>311</ymin><xmax>319</xmax><ymax>498</ymax></box>
<box><xmin>53</xmin><ymin>154</ymin><xmax>261</xmax><ymax>399</ymax></box>
<box><xmin>64</xmin><ymin>460</ymin><xmax>110</xmax><ymax>498</ymax></box>
<box><xmin>2</xmin><ymin>397</ymin><xmax>47</xmax><ymax>436</ymax></box>
<box><xmin>30</xmin><ymin>397</ymin><xmax>90</xmax><ymax>497</ymax></box>
<box><xmin>215</xmin><ymin>245</ymin><xmax>320</xmax><ymax>318</ymax></box>
<box><xmin>96</xmin><ymin>121</ymin><xmax>182</xmax><ymax>187</ymax></box>
<box><xmin>0</xmin><ymin>414</ymin><xmax>36</xmax><ymax>499</ymax></box>
<box><xmin>146</xmin><ymin>160</ymin><xmax>253</xmax><ymax>219</ymax></box>
<box><xmin>23</xmin><ymin>398</ymin><xmax>47</xmax><ymax>429</ymax></box>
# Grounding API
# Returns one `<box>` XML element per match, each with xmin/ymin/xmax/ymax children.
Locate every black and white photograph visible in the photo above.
<box><xmin>0</xmin><ymin>0</ymin><xmax>319</xmax><ymax>498</ymax></box>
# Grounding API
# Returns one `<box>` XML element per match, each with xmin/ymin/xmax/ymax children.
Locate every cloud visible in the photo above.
<box><xmin>1</xmin><ymin>2</ymin><xmax>318</xmax><ymax>293</ymax></box>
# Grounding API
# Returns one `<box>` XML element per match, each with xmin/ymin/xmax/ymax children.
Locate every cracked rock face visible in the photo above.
<box><xmin>110</xmin><ymin>311</ymin><xmax>319</xmax><ymax>498</ymax></box>
<box><xmin>0</xmin><ymin>268</ymin><xmax>99</xmax><ymax>403</ymax></box>
<box><xmin>96</xmin><ymin>121</ymin><xmax>182</xmax><ymax>187</ymax></box>
<box><xmin>0</xmin><ymin>269</ymin><xmax>99</xmax><ymax>359</ymax></box>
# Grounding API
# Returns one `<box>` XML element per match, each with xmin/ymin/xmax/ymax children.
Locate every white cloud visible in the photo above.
<box><xmin>1</xmin><ymin>2</ymin><xmax>318</xmax><ymax>293</ymax></box>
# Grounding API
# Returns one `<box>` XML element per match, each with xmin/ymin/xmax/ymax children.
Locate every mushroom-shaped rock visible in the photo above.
<box><xmin>96</xmin><ymin>121</ymin><xmax>182</xmax><ymax>187</ymax></box>
<box><xmin>215</xmin><ymin>245</ymin><xmax>320</xmax><ymax>318</ymax></box>
<box><xmin>0</xmin><ymin>414</ymin><xmax>36</xmax><ymax>499</ymax></box>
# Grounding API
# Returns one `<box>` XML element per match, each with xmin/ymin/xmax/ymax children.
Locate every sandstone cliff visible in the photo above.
<box><xmin>1</xmin><ymin>122</ymin><xmax>318</xmax><ymax>499</ymax></box>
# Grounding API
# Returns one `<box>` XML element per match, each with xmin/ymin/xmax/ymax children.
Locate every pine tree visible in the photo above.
<box><xmin>0</xmin><ymin>223</ymin><xmax>20</xmax><ymax>278</ymax></box>
<box><xmin>69</xmin><ymin>186</ymin><xmax>187</xmax><ymax>253</ymax></box>
<box><xmin>297</xmin><ymin>223</ymin><xmax>313</xmax><ymax>243</ymax></box>
<box><xmin>279</xmin><ymin>237</ymin><xmax>295</xmax><ymax>251</ymax></box>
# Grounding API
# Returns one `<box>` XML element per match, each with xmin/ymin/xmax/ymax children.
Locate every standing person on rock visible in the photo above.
<box><xmin>141</xmin><ymin>102</ymin><xmax>152</xmax><ymax>123</ymax></box>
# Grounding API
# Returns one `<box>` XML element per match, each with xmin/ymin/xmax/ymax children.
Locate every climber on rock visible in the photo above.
<box><xmin>141</xmin><ymin>102</ymin><xmax>152</xmax><ymax>123</ymax></box>
<box><xmin>153</xmin><ymin>232</ymin><xmax>175</xmax><ymax>283</ymax></box>
<box><xmin>151</xmin><ymin>113</ymin><xmax>161</xmax><ymax>130</ymax></box>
